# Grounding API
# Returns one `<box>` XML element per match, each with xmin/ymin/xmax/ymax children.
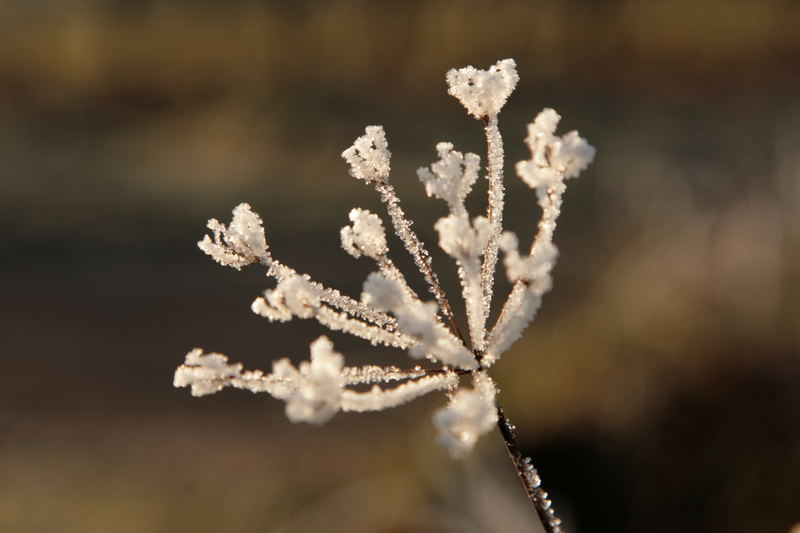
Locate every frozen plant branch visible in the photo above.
<box><xmin>446</xmin><ymin>58</ymin><xmax>519</xmax><ymax>337</ymax></box>
<box><xmin>176</xmin><ymin>59</ymin><xmax>593</xmax><ymax>532</ymax></box>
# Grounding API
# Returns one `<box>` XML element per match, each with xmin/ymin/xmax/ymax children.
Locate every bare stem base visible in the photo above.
<box><xmin>495</xmin><ymin>405</ymin><xmax>564</xmax><ymax>533</ymax></box>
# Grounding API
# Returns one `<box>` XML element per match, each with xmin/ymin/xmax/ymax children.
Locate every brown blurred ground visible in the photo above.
<box><xmin>1</xmin><ymin>1</ymin><xmax>798</xmax><ymax>532</ymax></box>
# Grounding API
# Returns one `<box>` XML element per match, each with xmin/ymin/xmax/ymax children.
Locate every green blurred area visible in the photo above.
<box><xmin>1</xmin><ymin>1</ymin><xmax>799</xmax><ymax>532</ymax></box>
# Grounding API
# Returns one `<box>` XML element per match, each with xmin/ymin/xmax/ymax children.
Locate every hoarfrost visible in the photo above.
<box><xmin>516</xmin><ymin>108</ymin><xmax>595</xmax><ymax>189</ymax></box>
<box><xmin>340</xmin><ymin>208</ymin><xmax>388</xmax><ymax>259</ymax></box>
<box><xmin>434</xmin><ymin>372</ymin><xmax>498</xmax><ymax>458</ymax></box>
<box><xmin>417</xmin><ymin>142</ymin><xmax>480</xmax><ymax>215</ymax></box>
<box><xmin>198</xmin><ymin>203</ymin><xmax>267</xmax><ymax>269</ymax></box>
<box><xmin>341</xmin><ymin>125</ymin><xmax>391</xmax><ymax>183</ymax></box>
<box><xmin>446</xmin><ymin>58</ymin><xmax>519</xmax><ymax>120</ymax></box>
<box><xmin>177</xmin><ymin>59</ymin><xmax>593</xmax><ymax>460</ymax></box>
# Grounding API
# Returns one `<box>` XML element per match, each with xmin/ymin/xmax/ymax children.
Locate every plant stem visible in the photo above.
<box><xmin>480</xmin><ymin>115</ymin><xmax>505</xmax><ymax>339</ymax></box>
<box><xmin>374</xmin><ymin>181</ymin><xmax>466</xmax><ymax>343</ymax></box>
<box><xmin>495</xmin><ymin>404</ymin><xmax>564</xmax><ymax>533</ymax></box>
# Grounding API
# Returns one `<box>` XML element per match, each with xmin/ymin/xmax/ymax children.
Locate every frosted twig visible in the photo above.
<box><xmin>341</xmin><ymin>373</ymin><xmax>458</xmax><ymax>412</ymax></box>
<box><xmin>342</xmin><ymin>365</ymin><xmax>470</xmax><ymax>385</ymax></box>
<box><xmin>497</xmin><ymin>406</ymin><xmax>564</xmax><ymax>533</ymax></box>
<box><xmin>340</xmin><ymin>207</ymin><xmax>420</xmax><ymax>303</ymax></box>
<box><xmin>252</xmin><ymin>289</ymin><xmax>413</xmax><ymax>349</ymax></box>
<box><xmin>174</xmin><ymin>341</ymin><xmax>460</xmax><ymax>420</ymax></box>
<box><xmin>179</xmin><ymin>59</ymin><xmax>595</xmax><ymax>532</ymax></box>
<box><xmin>374</xmin><ymin>180</ymin><xmax>465</xmax><ymax>342</ymax></box>
<box><xmin>376</xmin><ymin>254</ymin><xmax>419</xmax><ymax>303</ymax></box>
<box><xmin>419</xmin><ymin>143</ymin><xmax>487</xmax><ymax>349</ymax></box>
<box><xmin>485</xmin><ymin>284</ymin><xmax>544</xmax><ymax>365</ymax></box>
<box><xmin>361</xmin><ymin>272</ymin><xmax>476</xmax><ymax>369</ymax></box>
<box><xmin>340</xmin><ymin>125</ymin><xmax>464</xmax><ymax>341</ymax></box>
<box><xmin>341</xmin><ymin>364</ymin><xmax>428</xmax><ymax>385</ymax></box>
<box><xmin>487</xmin><ymin>108</ymin><xmax>594</xmax><ymax>361</ymax></box>
<box><xmin>314</xmin><ymin>306</ymin><xmax>413</xmax><ymax>348</ymax></box>
<box><xmin>446</xmin><ymin>59</ymin><xmax>518</xmax><ymax>337</ymax></box>
<box><xmin>480</xmin><ymin>115</ymin><xmax>506</xmax><ymax>337</ymax></box>
<box><xmin>260</xmin><ymin>255</ymin><xmax>398</xmax><ymax>331</ymax></box>
<box><xmin>435</xmin><ymin>213</ymin><xmax>491</xmax><ymax>351</ymax></box>
<box><xmin>196</xmin><ymin>203</ymin><xmax>396</xmax><ymax>330</ymax></box>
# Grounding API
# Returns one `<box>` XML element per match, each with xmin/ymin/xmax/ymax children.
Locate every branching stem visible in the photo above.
<box><xmin>188</xmin><ymin>61</ymin><xmax>597</xmax><ymax>533</ymax></box>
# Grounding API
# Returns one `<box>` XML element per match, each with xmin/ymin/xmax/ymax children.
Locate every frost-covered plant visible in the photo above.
<box><xmin>175</xmin><ymin>59</ymin><xmax>593</xmax><ymax>532</ymax></box>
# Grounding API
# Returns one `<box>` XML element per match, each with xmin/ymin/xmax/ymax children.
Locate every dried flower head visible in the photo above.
<box><xmin>175</xmin><ymin>59</ymin><xmax>593</xmax><ymax>532</ymax></box>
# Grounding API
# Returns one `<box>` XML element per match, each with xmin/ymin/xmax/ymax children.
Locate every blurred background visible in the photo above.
<box><xmin>1</xmin><ymin>1</ymin><xmax>798</xmax><ymax>532</ymax></box>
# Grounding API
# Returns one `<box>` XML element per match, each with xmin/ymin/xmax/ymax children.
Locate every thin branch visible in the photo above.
<box><xmin>377</xmin><ymin>254</ymin><xmax>421</xmax><ymax>303</ymax></box>
<box><xmin>315</xmin><ymin>306</ymin><xmax>414</xmax><ymax>348</ymax></box>
<box><xmin>343</xmin><ymin>365</ymin><xmax>471</xmax><ymax>386</ymax></box>
<box><xmin>495</xmin><ymin>405</ymin><xmax>564</xmax><ymax>533</ymax></box>
<box><xmin>341</xmin><ymin>372</ymin><xmax>459</xmax><ymax>412</ymax></box>
<box><xmin>258</xmin><ymin>255</ymin><xmax>398</xmax><ymax>331</ymax></box>
<box><xmin>454</xmin><ymin>255</ymin><xmax>485</xmax><ymax>351</ymax></box>
<box><xmin>487</xmin><ymin>183</ymin><xmax>564</xmax><ymax>358</ymax></box>
<box><xmin>373</xmin><ymin>181</ymin><xmax>466</xmax><ymax>343</ymax></box>
<box><xmin>480</xmin><ymin>115</ymin><xmax>505</xmax><ymax>341</ymax></box>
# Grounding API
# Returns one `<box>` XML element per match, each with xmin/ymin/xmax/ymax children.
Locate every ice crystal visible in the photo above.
<box><xmin>175</xmin><ymin>59</ymin><xmax>594</xmax><ymax>460</ymax></box>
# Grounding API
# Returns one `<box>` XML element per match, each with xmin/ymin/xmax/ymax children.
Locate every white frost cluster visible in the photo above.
<box><xmin>435</xmin><ymin>214</ymin><xmax>492</xmax><ymax>261</ymax></box>
<box><xmin>176</xmin><ymin>59</ymin><xmax>594</xmax><ymax>459</ymax></box>
<box><xmin>417</xmin><ymin>142</ymin><xmax>480</xmax><ymax>214</ymax></box>
<box><xmin>434</xmin><ymin>373</ymin><xmax>498</xmax><ymax>458</ymax></box>
<box><xmin>173</xmin><ymin>349</ymin><xmax>246</xmax><ymax>397</ymax></box>
<box><xmin>340</xmin><ymin>125</ymin><xmax>391</xmax><ymax>183</ymax></box>
<box><xmin>271</xmin><ymin>336</ymin><xmax>345</xmax><ymax>424</ymax></box>
<box><xmin>499</xmin><ymin>232</ymin><xmax>558</xmax><ymax>286</ymax></box>
<box><xmin>197</xmin><ymin>203</ymin><xmax>268</xmax><ymax>269</ymax></box>
<box><xmin>446</xmin><ymin>58</ymin><xmax>519</xmax><ymax>120</ymax></box>
<box><xmin>516</xmin><ymin>108</ymin><xmax>595</xmax><ymax>189</ymax></box>
<box><xmin>251</xmin><ymin>274</ymin><xmax>319</xmax><ymax>321</ymax></box>
<box><xmin>340</xmin><ymin>208</ymin><xmax>388</xmax><ymax>259</ymax></box>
